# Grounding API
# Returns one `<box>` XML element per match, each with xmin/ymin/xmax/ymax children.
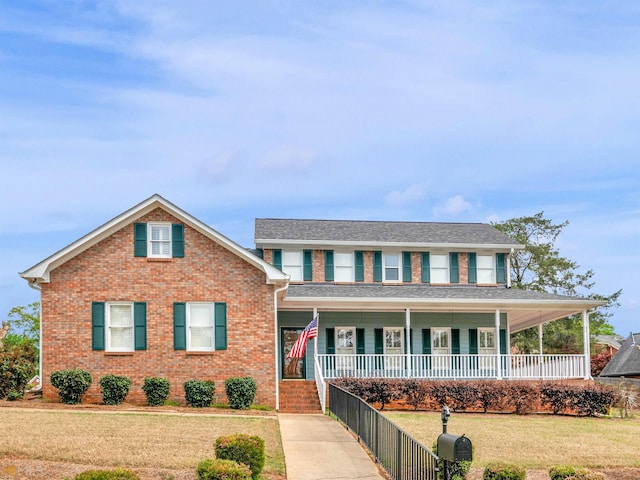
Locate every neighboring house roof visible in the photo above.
<box><xmin>593</xmin><ymin>334</ymin><xmax>624</xmax><ymax>351</ymax></box>
<box><xmin>20</xmin><ymin>194</ymin><xmax>288</xmax><ymax>286</ymax></box>
<box><xmin>600</xmin><ymin>333</ymin><xmax>640</xmax><ymax>377</ymax></box>
<box><xmin>281</xmin><ymin>284</ymin><xmax>605</xmax><ymax>333</ymax></box>
<box><xmin>255</xmin><ymin>218</ymin><xmax>523</xmax><ymax>250</ymax></box>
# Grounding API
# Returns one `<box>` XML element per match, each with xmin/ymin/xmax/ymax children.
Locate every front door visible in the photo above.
<box><xmin>384</xmin><ymin>327</ymin><xmax>404</xmax><ymax>371</ymax></box>
<box><xmin>479</xmin><ymin>328</ymin><xmax>496</xmax><ymax>371</ymax></box>
<box><xmin>336</xmin><ymin>327</ymin><xmax>355</xmax><ymax>374</ymax></box>
<box><xmin>282</xmin><ymin>327</ymin><xmax>306</xmax><ymax>379</ymax></box>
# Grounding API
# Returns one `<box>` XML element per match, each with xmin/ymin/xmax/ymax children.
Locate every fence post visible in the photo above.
<box><xmin>397</xmin><ymin>428</ymin><xmax>403</xmax><ymax>480</ymax></box>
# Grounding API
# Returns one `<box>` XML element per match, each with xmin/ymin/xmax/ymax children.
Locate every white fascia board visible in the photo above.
<box><xmin>21</xmin><ymin>194</ymin><xmax>288</xmax><ymax>286</ymax></box>
<box><xmin>255</xmin><ymin>240</ymin><xmax>524</xmax><ymax>251</ymax></box>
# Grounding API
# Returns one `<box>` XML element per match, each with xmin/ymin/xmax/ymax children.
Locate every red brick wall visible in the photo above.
<box><xmin>41</xmin><ymin>208</ymin><xmax>277</xmax><ymax>407</ymax></box>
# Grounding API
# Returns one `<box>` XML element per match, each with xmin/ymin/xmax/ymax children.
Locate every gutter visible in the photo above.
<box><xmin>273</xmin><ymin>282</ymin><xmax>289</xmax><ymax>411</ymax></box>
<box><xmin>26</xmin><ymin>280</ymin><xmax>43</xmax><ymax>392</ymax></box>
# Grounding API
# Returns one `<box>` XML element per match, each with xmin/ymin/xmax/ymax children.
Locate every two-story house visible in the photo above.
<box><xmin>20</xmin><ymin>195</ymin><xmax>602</xmax><ymax>411</ymax></box>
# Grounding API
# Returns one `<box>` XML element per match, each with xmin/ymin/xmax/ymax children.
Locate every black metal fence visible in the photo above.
<box><xmin>328</xmin><ymin>383</ymin><xmax>439</xmax><ymax>480</ymax></box>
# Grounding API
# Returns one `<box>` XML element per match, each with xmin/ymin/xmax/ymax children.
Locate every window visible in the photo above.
<box><xmin>334</xmin><ymin>252</ymin><xmax>354</xmax><ymax>282</ymax></box>
<box><xmin>383</xmin><ymin>254</ymin><xmax>401</xmax><ymax>282</ymax></box>
<box><xmin>479</xmin><ymin>328</ymin><xmax>495</xmax><ymax>352</ymax></box>
<box><xmin>148</xmin><ymin>223</ymin><xmax>171</xmax><ymax>258</ymax></box>
<box><xmin>432</xmin><ymin>328</ymin><xmax>450</xmax><ymax>354</ymax></box>
<box><xmin>106</xmin><ymin>303</ymin><xmax>134</xmax><ymax>352</ymax></box>
<box><xmin>336</xmin><ymin>327</ymin><xmax>355</xmax><ymax>352</ymax></box>
<box><xmin>282</xmin><ymin>251</ymin><xmax>303</xmax><ymax>281</ymax></box>
<box><xmin>430</xmin><ymin>254</ymin><xmax>449</xmax><ymax>283</ymax></box>
<box><xmin>477</xmin><ymin>255</ymin><xmax>496</xmax><ymax>283</ymax></box>
<box><xmin>384</xmin><ymin>327</ymin><xmax>403</xmax><ymax>354</ymax></box>
<box><xmin>187</xmin><ymin>303</ymin><xmax>215</xmax><ymax>351</ymax></box>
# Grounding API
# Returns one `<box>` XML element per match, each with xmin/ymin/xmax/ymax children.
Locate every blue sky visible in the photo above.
<box><xmin>1</xmin><ymin>1</ymin><xmax>638</xmax><ymax>336</ymax></box>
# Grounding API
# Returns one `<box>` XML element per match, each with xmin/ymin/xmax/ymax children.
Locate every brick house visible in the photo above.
<box><xmin>20</xmin><ymin>195</ymin><xmax>603</xmax><ymax>411</ymax></box>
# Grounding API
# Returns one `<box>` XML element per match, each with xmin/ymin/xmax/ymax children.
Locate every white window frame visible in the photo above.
<box><xmin>432</xmin><ymin>327</ymin><xmax>451</xmax><ymax>354</ymax></box>
<box><xmin>282</xmin><ymin>251</ymin><xmax>303</xmax><ymax>282</ymax></box>
<box><xmin>384</xmin><ymin>327</ymin><xmax>404</xmax><ymax>354</ymax></box>
<box><xmin>430</xmin><ymin>254</ymin><xmax>449</xmax><ymax>284</ymax></box>
<box><xmin>383</xmin><ymin>253</ymin><xmax>401</xmax><ymax>282</ymax></box>
<box><xmin>478</xmin><ymin>328</ymin><xmax>496</xmax><ymax>352</ymax></box>
<box><xmin>186</xmin><ymin>302</ymin><xmax>215</xmax><ymax>352</ymax></box>
<box><xmin>334</xmin><ymin>252</ymin><xmax>354</xmax><ymax>282</ymax></box>
<box><xmin>105</xmin><ymin>302</ymin><xmax>134</xmax><ymax>352</ymax></box>
<box><xmin>148</xmin><ymin>222</ymin><xmax>172</xmax><ymax>259</ymax></box>
<box><xmin>476</xmin><ymin>254</ymin><xmax>496</xmax><ymax>284</ymax></box>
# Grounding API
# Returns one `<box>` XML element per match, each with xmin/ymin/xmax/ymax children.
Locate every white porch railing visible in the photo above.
<box><xmin>314</xmin><ymin>355</ymin><xmax>327</xmax><ymax>412</ymax></box>
<box><xmin>317</xmin><ymin>354</ymin><xmax>586</xmax><ymax>380</ymax></box>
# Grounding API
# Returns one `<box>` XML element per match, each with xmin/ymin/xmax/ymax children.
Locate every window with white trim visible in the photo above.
<box><xmin>148</xmin><ymin>223</ymin><xmax>171</xmax><ymax>258</ymax></box>
<box><xmin>478</xmin><ymin>328</ymin><xmax>496</xmax><ymax>352</ymax></box>
<box><xmin>282</xmin><ymin>251</ymin><xmax>303</xmax><ymax>282</ymax></box>
<box><xmin>477</xmin><ymin>255</ymin><xmax>496</xmax><ymax>283</ymax></box>
<box><xmin>334</xmin><ymin>252</ymin><xmax>354</xmax><ymax>282</ymax></box>
<box><xmin>187</xmin><ymin>303</ymin><xmax>215</xmax><ymax>351</ymax></box>
<box><xmin>384</xmin><ymin>327</ymin><xmax>404</xmax><ymax>354</ymax></box>
<box><xmin>106</xmin><ymin>303</ymin><xmax>134</xmax><ymax>352</ymax></box>
<box><xmin>430</xmin><ymin>254</ymin><xmax>449</xmax><ymax>283</ymax></box>
<box><xmin>383</xmin><ymin>253</ymin><xmax>401</xmax><ymax>282</ymax></box>
<box><xmin>432</xmin><ymin>328</ymin><xmax>451</xmax><ymax>354</ymax></box>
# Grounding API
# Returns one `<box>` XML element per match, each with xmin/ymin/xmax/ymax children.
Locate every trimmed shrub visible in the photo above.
<box><xmin>482</xmin><ymin>462</ymin><xmax>525</xmax><ymax>480</ymax></box>
<box><xmin>215</xmin><ymin>434</ymin><xmax>265</xmax><ymax>480</ymax></box>
<box><xmin>196</xmin><ymin>458</ymin><xmax>251</xmax><ymax>480</ymax></box>
<box><xmin>225</xmin><ymin>377</ymin><xmax>257</xmax><ymax>410</ymax></box>
<box><xmin>399</xmin><ymin>380</ymin><xmax>430</xmax><ymax>410</ymax></box>
<box><xmin>590</xmin><ymin>351</ymin><xmax>612</xmax><ymax>377</ymax></box>
<box><xmin>98</xmin><ymin>374</ymin><xmax>132</xmax><ymax>405</ymax></box>
<box><xmin>550</xmin><ymin>465</ymin><xmax>577</xmax><ymax>480</ymax></box>
<box><xmin>568</xmin><ymin>384</ymin><xmax>615</xmax><ymax>416</ymax></box>
<box><xmin>503</xmin><ymin>382</ymin><xmax>538</xmax><ymax>414</ymax></box>
<box><xmin>566</xmin><ymin>469</ymin><xmax>606</xmax><ymax>480</ymax></box>
<box><xmin>50</xmin><ymin>368</ymin><xmax>92</xmax><ymax>404</ymax></box>
<box><xmin>74</xmin><ymin>468</ymin><xmax>140</xmax><ymax>480</ymax></box>
<box><xmin>0</xmin><ymin>340</ymin><xmax>37</xmax><ymax>400</ymax></box>
<box><xmin>184</xmin><ymin>379</ymin><xmax>216</xmax><ymax>408</ymax></box>
<box><xmin>142</xmin><ymin>377</ymin><xmax>171</xmax><ymax>406</ymax></box>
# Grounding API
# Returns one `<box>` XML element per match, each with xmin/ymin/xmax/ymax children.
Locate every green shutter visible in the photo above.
<box><xmin>373</xmin><ymin>251</ymin><xmax>382</xmax><ymax>282</ymax></box>
<box><xmin>468</xmin><ymin>253</ymin><xmax>477</xmax><ymax>284</ymax></box>
<box><xmin>92</xmin><ymin>302</ymin><xmax>105</xmax><ymax>351</ymax></box>
<box><xmin>272</xmin><ymin>250</ymin><xmax>282</xmax><ymax>270</ymax></box>
<box><xmin>402</xmin><ymin>251</ymin><xmax>412</xmax><ymax>282</ymax></box>
<box><xmin>134</xmin><ymin>302</ymin><xmax>147</xmax><ymax>350</ymax></box>
<box><xmin>303</xmin><ymin>250</ymin><xmax>313</xmax><ymax>281</ymax></box>
<box><xmin>134</xmin><ymin>223</ymin><xmax>147</xmax><ymax>257</ymax></box>
<box><xmin>173</xmin><ymin>302</ymin><xmax>186</xmax><ymax>350</ymax></box>
<box><xmin>421</xmin><ymin>253</ymin><xmax>430</xmax><ymax>283</ymax></box>
<box><xmin>500</xmin><ymin>329</ymin><xmax>507</xmax><ymax>354</ymax></box>
<box><xmin>355</xmin><ymin>251</ymin><xmax>364</xmax><ymax>282</ymax></box>
<box><xmin>172</xmin><ymin>224</ymin><xmax>184</xmax><ymax>258</ymax></box>
<box><xmin>356</xmin><ymin>328</ymin><xmax>365</xmax><ymax>354</ymax></box>
<box><xmin>215</xmin><ymin>302</ymin><xmax>227</xmax><ymax>350</ymax></box>
<box><xmin>496</xmin><ymin>253</ymin><xmax>507</xmax><ymax>284</ymax></box>
<box><xmin>452</xmin><ymin>329</ymin><xmax>460</xmax><ymax>354</ymax></box>
<box><xmin>374</xmin><ymin>328</ymin><xmax>384</xmax><ymax>354</ymax></box>
<box><xmin>468</xmin><ymin>329</ymin><xmax>478</xmax><ymax>355</ymax></box>
<box><xmin>324</xmin><ymin>250</ymin><xmax>334</xmax><ymax>282</ymax></box>
<box><xmin>422</xmin><ymin>328</ymin><xmax>431</xmax><ymax>354</ymax></box>
<box><xmin>326</xmin><ymin>328</ymin><xmax>335</xmax><ymax>354</ymax></box>
<box><xmin>450</xmin><ymin>253</ymin><xmax>459</xmax><ymax>283</ymax></box>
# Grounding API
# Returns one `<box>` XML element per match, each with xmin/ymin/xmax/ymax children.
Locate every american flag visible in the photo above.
<box><xmin>286</xmin><ymin>316</ymin><xmax>318</xmax><ymax>359</ymax></box>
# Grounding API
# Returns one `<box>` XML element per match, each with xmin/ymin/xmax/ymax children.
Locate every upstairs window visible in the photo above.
<box><xmin>283</xmin><ymin>251</ymin><xmax>303</xmax><ymax>281</ymax></box>
<box><xmin>334</xmin><ymin>252</ymin><xmax>354</xmax><ymax>282</ymax></box>
<box><xmin>476</xmin><ymin>255</ymin><xmax>496</xmax><ymax>283</ymax></box>
<box><xmin>383</xmin><ymin>253</ymin><xmax>401</xmax><ymax>282</ymax></box>
<box><xmin>107</xmin><ymin>303</ymin><xmax>134</xmax><ymax>352</ymax></box>
<box><xmin>149</xmin><ymin>223</ymin><xmax>171</xmax><ymax>258</ymax></box>
<box><xmin>430</xmin><ymin>254</ymin><xmax>449</xmax><ymax>283</ymax></box>
<box><xmin>134</xmin><ymin>222</ymin><xmax>184</xmax><ymax>258</ymax></box>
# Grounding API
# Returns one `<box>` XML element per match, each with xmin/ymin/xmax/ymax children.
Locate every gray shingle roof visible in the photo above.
<box><xmin>600</xmin><ymin>333</ymin><xmax>640</xmax><ymax>377</ymax></box>
<box><xmin>255</xmin><ymin>219</ymin><xmax>521</xmax><ymax>247</ymax></box>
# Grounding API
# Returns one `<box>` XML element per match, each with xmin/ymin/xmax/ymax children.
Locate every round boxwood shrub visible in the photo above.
<box><xmin>550</xmin><ymin>465</ymin><xmax>577</xmax><ymax>480</ymax></box>
<box><xmin>98</xmin><ymin>374</ymin><xmax>132</xmax><ymax>405</ymax></box>
<box><xmin>196</xmin><ymin>458</ymin><xmax>251</xmax><ymax>480</ymax></box>
<box><xmin>50</xmin><ymin>368</ymin><xmax>92</xmax><ymax>405</ymax></box>
<box><xmin>215</xmin><ymin>434</ymin><xmax>265</xmax><ymax>480</ymax></box>
<box><xmin>74</xmin><ymin>468</ymin><xmax>140</xmax><ymax>480</ymax></box>
<box><xmin>184</xmin><ymin>379</ymin><xmax>216</xmax><ymax>408</ymax></box>
<box><xmin>224</xmin><ymin>377</ymin><xmax>257</xmax><ymax>410</ymax></box>
<box><xmin>142</xmin><ymin>377</ymin><xmax>171</xmax><ymax>406</ymax></box>
<box><xmin>482</xmin><ymin>462</ymin><xmax>526</xmax><ymax>480</ymax></box>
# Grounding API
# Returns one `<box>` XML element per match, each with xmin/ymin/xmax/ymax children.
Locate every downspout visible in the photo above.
<box><xmin>27</xmin><ymin>280</ymin><xmax>43</xmax><ymax>391</ymax></box>
<box><xmin>273</xmin><ymin>283</ymin><xmax>289</xmax><ymax>412</ymax></box>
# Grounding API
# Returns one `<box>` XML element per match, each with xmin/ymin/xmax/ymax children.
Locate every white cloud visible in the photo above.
<box><xmin>385</xmin><ymin>183</ymin><xmax>428</xmax><ymax>206</ymax></box>
<box><xmin>433</xmin><ymin>195</ymin><xmax>474</xmax><ymax>217</ymax></box>
<box><xmin>261</xmin><ymin>146</ymin><xmax>317</xmax><ymax>170</ymax></box>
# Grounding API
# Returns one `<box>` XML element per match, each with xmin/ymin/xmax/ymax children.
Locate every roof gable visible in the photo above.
<box><xmin>255</xmin><ymin>218</ymin><xmax>522</xmax><ymax>249</ymax></box>
<box><xmin>20</xmin><ymin>194</ymin><xmax>287</xmax><ymax>285</ymax></box>
<box><xmin>600</xmin><ymin>333</ymin><xmax>640</xmax><ymax>377</ymax></box>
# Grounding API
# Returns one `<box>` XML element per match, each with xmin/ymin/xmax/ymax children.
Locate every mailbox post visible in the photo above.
<box><xmin>437</xmin><ymin>406</ymin><xmax>472</xmax><ymax>480</ymax></box>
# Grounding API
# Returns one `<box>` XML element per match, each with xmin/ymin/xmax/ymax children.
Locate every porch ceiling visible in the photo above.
<box><xmin>280</xmin><ymin>284</ymin><xmax>604</xmax><ymax>333</ymax></box>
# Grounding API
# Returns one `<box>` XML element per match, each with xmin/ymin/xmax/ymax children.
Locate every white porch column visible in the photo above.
<box><xmin>405</xmin><ymin>308</ymin><xmax>411</xmax><ymax>378</ymax></box>
<box><xmin>495</xmin><ymin>309</ymin><xmax>502</xmax><ymax>380</ymax></box>
<box><xmin>582</xmin><ymin>310</ymin><xmax>591</xmax><ymax>379</ymax></box>
<box><xmin>538</xmin><ymin>322</ymin><xmax>544</xmax><ymax>378</ymax></box>
<box><xmin>313</xmin><ymin>307</ymin><xmax>319</xmax><ymax>358</ymax></box>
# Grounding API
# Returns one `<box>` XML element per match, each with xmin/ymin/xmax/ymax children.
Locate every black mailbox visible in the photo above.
<box><xmin>437</xmin><ymin>433</ymin><xmax>472</xmax><ymax>462</ymax></box>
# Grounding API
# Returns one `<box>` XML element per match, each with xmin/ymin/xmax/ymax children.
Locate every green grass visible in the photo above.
<box><xmin>0</xmin><ymin>409</ymin><xmax>285</xmax><ymax>476</ymax></box>
<box><xmin>385</xmin><ymin>411</ymin><xmax>640</xmax><ymax>469</ymax></box>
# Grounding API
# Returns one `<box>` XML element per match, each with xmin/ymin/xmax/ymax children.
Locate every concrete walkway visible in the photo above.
<box><xmin>278</xmin><ymin>414</ymin><xmax>386</xmax><ymax>480</ymax></box>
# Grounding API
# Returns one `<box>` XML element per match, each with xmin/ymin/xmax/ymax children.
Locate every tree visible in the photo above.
<box><xmin>492</xmin><ymin>213</ymin><xmax>621</xmax><ymax>354</ymax></box>
<box><xmin>6</xmin><ymin>302</ymin><xmax>40</xmax><ymax>342</ymax></box>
